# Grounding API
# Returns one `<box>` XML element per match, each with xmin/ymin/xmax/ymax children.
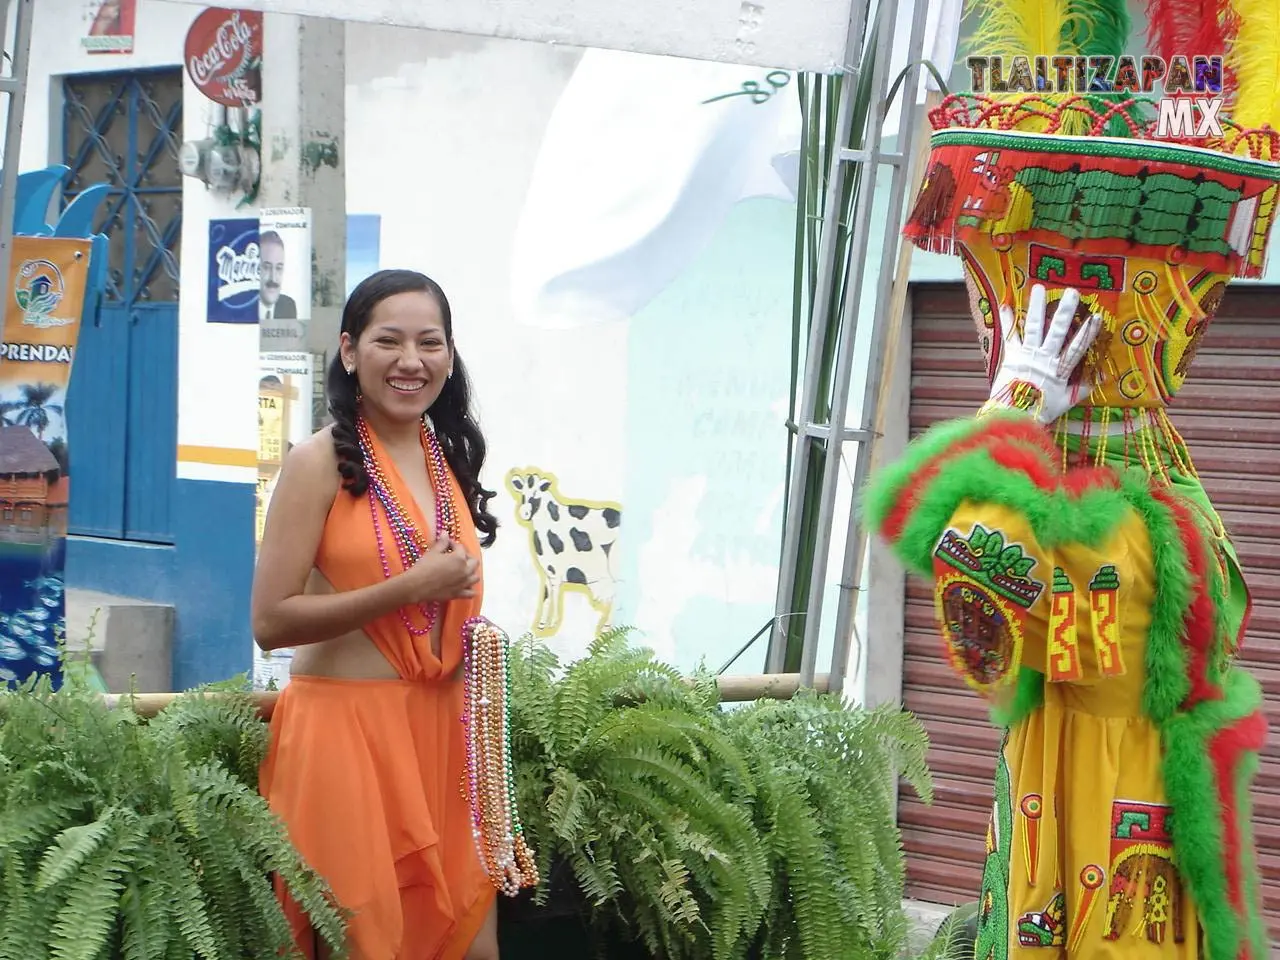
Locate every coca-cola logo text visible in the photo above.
<box><xmin>189</xmin><ymin>13</ymin><xmax>251</xmax><ymax>85</ymax></box>
<box><xmin>185</xmin><ymin>8</ymin><xmax>263</xmax><ymax>107</ymax></box>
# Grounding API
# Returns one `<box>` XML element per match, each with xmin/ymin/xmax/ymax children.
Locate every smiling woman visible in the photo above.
<box><xmin>249</xmin><ymin>270</ymin><xmax>526</xmax><ymax>959</ymax></box>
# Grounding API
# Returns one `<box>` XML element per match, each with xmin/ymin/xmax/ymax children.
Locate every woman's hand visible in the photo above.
<box><xmin>398</xmin><ymin>537</ymin><xmax>480</xmax><ymax>603</ymax></box>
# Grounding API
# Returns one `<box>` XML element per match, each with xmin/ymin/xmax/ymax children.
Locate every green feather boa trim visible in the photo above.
<box><xmin>863</xmin><ymin>420</ymin><xmax>1132</xmax><ymax>577</ymax></box>
<box><xmin>865</xmin><ymin>415</ymin><xmax>1266</xmax><ymax>955</ymax></box>
<box><xmin>990</xmin><ymin>667</ymin><xmax>1044</xmax><ymax>728</ymax></box>
<box><xmin>1160</xmin><ymin>670</ymin><xmax>1267</xmax><ymax>960</ymax></box>
<box><xmin>1236</xmin><ymin>750</ymin><xmax>1268</xmax><ymax>959</ymax></box>
<box><xmin>861</xmin><ymin>412</ymin><xmax>1026</xmax><ymax>561</ymax></box>
<box><xmin>864</xmin><ymin>415</ymin><xmax>1228</xmax><ymax>725</ymax></box>
<box><xmin>1111</xmin><ymin>475</ymin><xmax>1192</xmax><ymax>725</ymax></box>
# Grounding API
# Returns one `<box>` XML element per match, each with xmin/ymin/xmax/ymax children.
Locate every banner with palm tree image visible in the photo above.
<box><xmin>0</xmin><ymin>237</ymin><xmax>92</xmax><ymax>687</ymax></box>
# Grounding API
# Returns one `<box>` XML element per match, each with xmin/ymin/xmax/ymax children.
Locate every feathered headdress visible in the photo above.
<box><xmin>903</xmin><ymin>0</ymin><xmax>1280</xmax><ymax>431</ymax></box>
<box><xmin>956</xmin><ymin>0</ymin><xmax>1279</xmax><ymax>152</ymax></box>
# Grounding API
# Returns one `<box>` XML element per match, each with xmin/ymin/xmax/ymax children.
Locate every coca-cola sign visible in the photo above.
<box><xmin>184</xmin><ymin>8</ymin><xmax>263</xmax><ymax>106</ymax></box>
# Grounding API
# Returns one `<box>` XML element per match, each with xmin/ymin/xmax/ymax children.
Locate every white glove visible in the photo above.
<box><xmin>982</xmin><ymin>284</ymin><xmax>1102</xmax><ymax>425</ymax></box>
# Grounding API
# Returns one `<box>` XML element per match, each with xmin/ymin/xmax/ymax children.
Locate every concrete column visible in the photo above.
<box><xmin>862</xmin><ymin>292</ymin><xmax>913</xmax><ymax>710</ymax></box>
<box><xmin>258</xmin><ymin>13</ymin><xmax>346</xmax><ymax>387</ymax></box>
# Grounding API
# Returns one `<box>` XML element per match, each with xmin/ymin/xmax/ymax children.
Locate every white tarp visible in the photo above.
<box><xmin>161</xmin><ymin>0</ymin><xmax>859</xmax><ymax>74</ymax></box>
<box><xmin>508</xmin><ymin>0</ymin><xmax>963</xmax><ymax>329</ymax></box>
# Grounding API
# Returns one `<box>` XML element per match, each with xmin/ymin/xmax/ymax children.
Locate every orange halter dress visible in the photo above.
<box><xmin>259</xmin><ymin>424</ymin><xmax>495</xmax><ymax>959</ymax></box>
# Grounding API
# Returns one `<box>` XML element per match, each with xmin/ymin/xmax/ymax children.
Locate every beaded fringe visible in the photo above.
<box><xmin>1052</xmin><ymin>406</ymin><xmax>1196</xmax><ymax>484</ymax></box>
<box><xmin>923</xmin><ymin>93</ymin><xmax>1280</xmax><ymax>159</ymax></box>
<box><xmin>903</xmin><ymin>137</ymin><xmax>1276</xmax><ymax>281</ymax></box>
<box><xmin>461</xmin><ymin>616</ymin><xmax>539</xmax><ymax>897</ymax></box>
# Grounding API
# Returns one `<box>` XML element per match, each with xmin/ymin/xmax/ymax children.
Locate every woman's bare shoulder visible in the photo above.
<box><xmin>280</xmin><ymin>425</ymin><xmax>341</xmax><ymax>494</ymax></box>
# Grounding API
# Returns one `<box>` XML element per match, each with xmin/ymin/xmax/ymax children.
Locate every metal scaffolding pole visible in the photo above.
<box><xmin>766</xmin><ymin>0</ymin><xmax>930</xmax><ymax>691</ymax></box>
<box><xmin>0</xmin><ymin>0</ymin><xmax>35</xmax><ymax>302</ymax></box>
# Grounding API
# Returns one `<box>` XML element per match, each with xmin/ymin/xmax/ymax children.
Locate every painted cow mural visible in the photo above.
<box><xmin>506</xmin><ymin>468</ymin><xmax>622</xmax><ymax>637</ymax></box>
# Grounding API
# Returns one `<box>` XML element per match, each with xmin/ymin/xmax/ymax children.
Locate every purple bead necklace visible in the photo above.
<box><xmin>356</xmin><ymin>414</ymin><xmax>460</xmax><ymax>636</ymax></box>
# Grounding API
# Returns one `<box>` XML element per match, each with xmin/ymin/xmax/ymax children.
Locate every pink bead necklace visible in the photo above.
<box><xmin>462</xmin><ymin>616</ymin><xmax>539</xmax><ymax>896</ymax></box>
<box><xmin>356</xmin><ymin>414</ymin><xmax>460</xmax><ymax>636</ymax></box>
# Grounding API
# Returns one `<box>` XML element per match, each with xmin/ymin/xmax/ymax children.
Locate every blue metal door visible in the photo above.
<box><xmin>61</xmin><ymin>68</ymin><xmax>182</xmax><ymax>544</ymax></box>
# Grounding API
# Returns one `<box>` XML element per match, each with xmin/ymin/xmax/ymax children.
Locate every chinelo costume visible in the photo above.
<box><xmin>864</xmin><ymin>2</ymin><xmax>1279</xmax><ymax>959</ymax></box>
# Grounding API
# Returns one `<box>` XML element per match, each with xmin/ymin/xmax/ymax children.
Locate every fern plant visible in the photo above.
<box><xmin>509</xmin><ymin>628</ymin><xmax>771</xmax><ymax>959</ymax></box>
<box><xmin>0</xmin><ymin>669</ymin><xmax>346</xmax><ymax>960</ymax></box>
<box><xmin>720</xmin><ymin>694</ymin><xmax>932</xmax><ymax>959</ymax></box>
<box><xmin>507</xmin><ymin>627</ymin><xmax>934</xmax><ymax>960</ymax></box>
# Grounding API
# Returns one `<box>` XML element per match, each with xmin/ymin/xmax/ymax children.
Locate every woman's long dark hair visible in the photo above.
<box><xmin>327</xmin><ymin>269</ymin><xmax>499</xmax><ymax>547</ymax></box>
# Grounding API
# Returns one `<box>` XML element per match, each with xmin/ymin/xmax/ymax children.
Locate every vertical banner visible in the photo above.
<box><xmin>83</xmin><ymin>0</ymin><xmax>138</xmax><ymax>55</ymax></box>
<box><xmin>257</xmin><ymin>207</ymin><xmax>312</xmax><ymax>351</ymax></box>
<box><xmin>253</xmin><ymin>207</ymin><xmax>313</xmax><ymax>691</ymax></box>
<box><xmin>249</xmin><ymin>213</ymin><xmax>378</xmax><ymax>687</ymax></box>
<box><xmin>0</xmin><ymin>239</ymin><xmax>92</xmax><ymax>687</ymax></box>
<box><xmin>208</xmin><ymin>218</ymin><xmax>260</xmax><ymax>324</ymax></box>
<box><xmin>254</xmin><ymin>352</ymin><xmax>315</xmax><ymax>690</ymax></box>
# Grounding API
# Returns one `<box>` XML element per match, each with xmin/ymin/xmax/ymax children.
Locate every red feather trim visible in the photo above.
<box><xmin>881</xmin><ymin>418</ymin><xmax>1055</xmax><ymax>542</ymax></box>
<box><xmin>883</xmin><ymin>414</ymin><xmax>1124</xmax><ymax>544</ymax></box>
<box><xmin>1152</xmin><ymin>487</ymin><xmax>1223</xmax><ymax>707</ymax></box>
<box><xmin>1144</xmin><ymin>0</ymin><xmax>1199</xmax><ymax>62</ymax></box>
<box><xmin>1208</xmin><ymin>711</ymin><xmax>1268</xmax><ymax>931</ymax></box>
<box><xmin>986</xmin><ymin>441</ymin><xmax>1062</xmax><ymax>491</ymax></box>
<box><xmin>1145</xmin><ymin>0</ymin><xmax>1236</xmax><ymax>59</ymax></box>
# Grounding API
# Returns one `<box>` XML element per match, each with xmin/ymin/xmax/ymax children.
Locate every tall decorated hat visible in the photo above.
<box><xmin>903</xmin><ymin>0</ymin><xmax>1280</xmax><ymax>474</ymax></box>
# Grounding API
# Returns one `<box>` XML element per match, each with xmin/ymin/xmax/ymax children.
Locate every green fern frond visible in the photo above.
<box><xmin>0</xmin><ymin>668</ymin><xmax>346</xmax><ymax>960</ymax></box>
<box><xmin>36</xmin><ymin>806</ymin><xmax>123</xmax><ymax>891</ymax></box>
<box><xmin>49</xmin><ymin>810</ymin><xmax>143</xmax><ymax>960</ymax></box>
<box><xmin>508</xmin><ymin>630</ymin><xmax>932</xmax><ymax>960</ymax></box>
<box><xmin>118</xmin><ymin>876</ymin><xmax>170</xmax><ymax>960</ymax></box>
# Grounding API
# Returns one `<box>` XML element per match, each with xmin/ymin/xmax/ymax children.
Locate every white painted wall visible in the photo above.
<box><xmin>32</xmin><ymin>0</ymin><xmax>1277</xmax><ymax>698</ymax></box>
<box><xmin>343</xmin><ymin>26</ymin><xmax>829</xmax><ymax>678</ymax></box>
<box><xmin>175</xmin><ymin>81</ymin><xmax>259</xmax><ymax>485</ymax></box>
<box><xmin>16</xmin><ymin>0</ymin><xmax>257</xmax><ymax>482</ymax></box>
<box><xmin>345</xmin><ymin>28</ymin><xmax>632</xmax><ymax>662</ymax></box>
<box><xmin>0</xmin><ymin>2</ymin><xmax>948</xmax><ymax>694</ymax></box>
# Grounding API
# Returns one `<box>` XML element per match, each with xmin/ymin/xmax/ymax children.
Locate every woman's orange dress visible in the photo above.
<box><xmin>259</xmin><ymin>427</ymin><xmax>495</xmax><ymax>959</ymax></box>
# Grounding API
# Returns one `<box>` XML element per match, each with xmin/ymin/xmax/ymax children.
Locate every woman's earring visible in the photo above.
<box><xmin>345</xmin><ymin>364</ymin><xmax>355</xmax><ymax>375</ymax></box>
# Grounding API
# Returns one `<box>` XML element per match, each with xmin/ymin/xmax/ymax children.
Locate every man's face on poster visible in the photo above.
<box><xmin>260</xmin><ymin>238</ymin><xmax>285</xmax><ymax>306</ymax></box>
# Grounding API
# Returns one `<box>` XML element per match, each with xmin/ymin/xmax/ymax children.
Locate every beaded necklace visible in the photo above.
<box><xmin>355</xmin><ymin>413</ymin><xmax>538</xmax><ymax>896</ymax></box>
<box><xmin>356</xmin><ymin>414</ymin><xmax>459</xmax><ymax>635</ymax></box>
<box><xmin>462</xmin><ymin>616</ymin><xmax>539</xmax><ymax>896</ymax></box>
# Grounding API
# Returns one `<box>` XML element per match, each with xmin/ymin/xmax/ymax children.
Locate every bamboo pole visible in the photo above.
<box><xmin>716</xmin><ymin>672</ymin><xmax>831</xmax><ymax>701</ymax></box>
<box><xmin>869</xmin><ymin>87</ymin><xmax>943</xmax><ymax>465</ymax></box>
<box><xmin>102</xmin><ymin>672</ymin><xmax>831</xmax><ymax>720</ymax></box>
<box><xmin>103</xmin><ymin>690</ymin><xmax>281</xmax><ymax>719</ymax></box>
<box><xmin>829</xmin><ymin>87</ymin><xmax>942</xmax><ymax>671</ymax></box>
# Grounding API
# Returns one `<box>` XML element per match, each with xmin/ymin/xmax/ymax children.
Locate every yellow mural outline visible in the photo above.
<box><xmin>505</xmin><ymin>466</ymin><xmax>623</xmax><ymax>639</ymax></box>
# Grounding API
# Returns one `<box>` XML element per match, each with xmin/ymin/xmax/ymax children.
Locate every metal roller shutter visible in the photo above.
<box><xmin>900</xmin><ymin>283</ymin><xmax>1280</xmax><ymax>946</ymax></box>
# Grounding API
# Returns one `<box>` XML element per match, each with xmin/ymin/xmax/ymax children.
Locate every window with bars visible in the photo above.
<box><xmin>62</xmin><ymin>68</ymin><xmax>182</xmax><ymax>303</ymax></box>
<box><xmin>61</xmin><ymin>68</ymin><xmax>182</xmax><ymax>544</ymax></box>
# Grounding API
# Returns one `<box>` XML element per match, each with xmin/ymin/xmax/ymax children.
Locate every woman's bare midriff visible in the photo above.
<box><xmin>287</xmin><ymin>568</ymin><xmax>441</xmax><ymax>680</ymax></box>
